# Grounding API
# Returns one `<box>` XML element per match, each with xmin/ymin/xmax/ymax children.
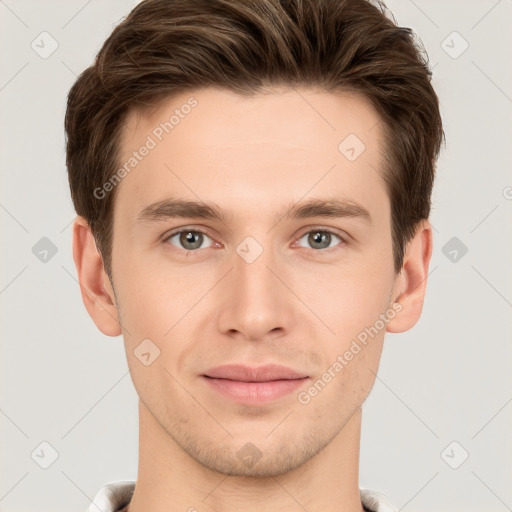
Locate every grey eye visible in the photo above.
<box><xmin>297</xmin><ymin>230</ymin><xmax>342</xmax><ymax>250</ymax></box>
<box><xmin>167</xmin><ymin>230</ymin><xmax>212</xmax><ymax>251</ymax></box>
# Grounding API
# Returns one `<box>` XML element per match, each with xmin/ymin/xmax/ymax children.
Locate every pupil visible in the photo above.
<box><xmin>181</xmin><ymin>231</ymin><xmax>201</xmax><ymax>249</ymax></box>
<box><xmin>311</xmin><ymin>231</ymin><xmax>329</xmax><ymax>248</ymax></box>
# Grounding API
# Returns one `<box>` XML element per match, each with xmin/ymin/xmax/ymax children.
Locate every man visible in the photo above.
<box><xmin>65</xmin><ymin>0</ymin><xmax>444</xmax><ymax>510</ymax></box>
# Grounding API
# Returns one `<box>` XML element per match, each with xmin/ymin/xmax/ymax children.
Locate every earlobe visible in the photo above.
<box><xmin>72</xmin><ymin>216</ymin><xmax>122</xmax><ymax>337</ymax></box>
<box><xmin>386</xmin><ymin>220</ymin><xmax>433</xmax><ymax>333</ymax></box>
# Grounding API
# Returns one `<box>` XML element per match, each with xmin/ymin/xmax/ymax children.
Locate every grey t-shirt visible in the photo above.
<box><xmin>85</xmin><ymin>480</ymin><xmax>397</xmax><ymax>512</ymax></box>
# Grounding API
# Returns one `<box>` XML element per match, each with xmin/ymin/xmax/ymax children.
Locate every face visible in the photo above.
<box><xmin>108</xmin><ymin>86</ymin><xmax>400</xmax><ymax>477</ymax></box>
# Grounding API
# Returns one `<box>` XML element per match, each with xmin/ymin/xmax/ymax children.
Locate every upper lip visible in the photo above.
<box><xmin>203</xmin><ymin>364</ymin><xmax>308</xmax><ymax>382</ymax></box>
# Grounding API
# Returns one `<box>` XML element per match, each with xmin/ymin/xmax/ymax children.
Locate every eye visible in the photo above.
<box><xmin>162</xmin><ymin>226</ymin><xmax>347</xmax><ymax>255</ymax></box>
<box><xmin>295</xmin><ymin>228</ymin><xmax>345</xmax><ymax>251</ymax></box>
<box><xmin>164</xmin><ymin>229</ymin><xmax>215</xmax><ymax>252</ymax></box>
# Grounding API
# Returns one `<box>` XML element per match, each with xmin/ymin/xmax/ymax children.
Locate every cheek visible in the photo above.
<box><xmin>114</xmin><ymin>220</ymin><xmax>395</xmax><ymax>342</ymax></box>
<box><xmin>297</xmin><ymin>280</ymin><xmax>389</xmax><ymax>414</ymax></box>
<box><xmin>295</xmin><ymin>255</ymin><xmax>394</xmax><ymax>340</ymax></box>
<box><xmin>113</xmin><ymin>250</ymin><xmax>199</xmax><ymax>334</ymax></box>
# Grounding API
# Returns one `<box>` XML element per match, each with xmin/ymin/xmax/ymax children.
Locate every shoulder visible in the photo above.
<box><xmin>85</xmin><ymin>480</ymin><xmax>395</xmax><ymax>512</ymax></box>
<box><xmin>84</xmin><ymin>480</ymin><xmax>135</xmax><ymax>512</ymax></box>
<box><xmin>360</xmin><ymin>488</ymin><xmax>397</xmax><ymax>512</ymax></box>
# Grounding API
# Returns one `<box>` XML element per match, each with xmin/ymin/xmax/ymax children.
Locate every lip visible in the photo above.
<box><xmin>201</xmin><ymin>364</ymin><xmax>310</xmax><ymax>404</ymax></box>
<box><xmin>203</xmin><ymin>364</ymin><xmax>308</xmax><ymax>382</ymax></box>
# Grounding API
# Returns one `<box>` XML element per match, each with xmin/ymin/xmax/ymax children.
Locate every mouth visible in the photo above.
<box><xmin>201</xmin><ymin>364</ymin><xmax>310</xmax><ymax>404</ymax></box>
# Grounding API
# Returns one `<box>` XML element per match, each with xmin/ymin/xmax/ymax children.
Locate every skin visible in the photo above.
<box><xmin>73</xmin><ymin>86</ymin><xmax>432</xmax><ymax>512</ymax></box>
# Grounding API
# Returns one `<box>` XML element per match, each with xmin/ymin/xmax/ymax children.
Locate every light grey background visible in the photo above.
<box><xmin>1</xmin><ymin>1</ymin><xmax>511</xmax><ymax>511</ymax></box>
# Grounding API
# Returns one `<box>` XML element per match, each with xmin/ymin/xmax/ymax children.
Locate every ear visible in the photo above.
<box><xmin>386</xmin><ymin>219</ymin><xmax>433</xmax><ymax>333</ymax></box>
<box><xmin>72</xmin><ymin>216</ymin><xmax>122</xmax><ymax>337</ymax></box>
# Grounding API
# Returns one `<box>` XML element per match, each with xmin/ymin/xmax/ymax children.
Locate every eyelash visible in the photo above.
<box><xmin>162</xmin><ymin>226</ymin><xmax>348</xmax><ymax>256</ymax></box>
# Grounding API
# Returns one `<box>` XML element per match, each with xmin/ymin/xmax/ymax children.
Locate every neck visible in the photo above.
<box><xmin>126</xmin><ymin>400</ymin><xmax>365</xmax><ymax>512</ymax></box>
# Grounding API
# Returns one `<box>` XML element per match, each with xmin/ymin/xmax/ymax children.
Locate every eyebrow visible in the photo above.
<box><xmin>135</xmin><ymin>197</ymin><xmax>372</xmax><ymax>226</ymax></box>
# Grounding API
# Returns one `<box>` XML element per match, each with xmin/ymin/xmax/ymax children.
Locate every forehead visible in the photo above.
<box><xmin>121</xmin><ymin>85</ymin><xmax>383</xmax><ymax>153</ymax></box>
<box><xmin>114</xmin><ymin>86</ymin><xmax>388</xmax><ymax>225</ymax></box>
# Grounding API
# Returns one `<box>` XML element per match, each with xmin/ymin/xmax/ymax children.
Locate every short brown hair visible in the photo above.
<box><xmin>65</xmin><ymin>0</ymin><xmax>444</xmax><ymax>279</ymax></box>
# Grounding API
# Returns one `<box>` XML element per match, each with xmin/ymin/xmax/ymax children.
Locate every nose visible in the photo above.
<box><xmin>216</xmin><ymin>237</ymin><xmax>296</xmax><ymax>342</ymax></box>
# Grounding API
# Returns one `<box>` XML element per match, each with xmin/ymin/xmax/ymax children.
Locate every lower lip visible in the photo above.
<box><xmin>202</xmin><ymin>376</ymin><xmax>310</xmax><ymax>404</ymax></box>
